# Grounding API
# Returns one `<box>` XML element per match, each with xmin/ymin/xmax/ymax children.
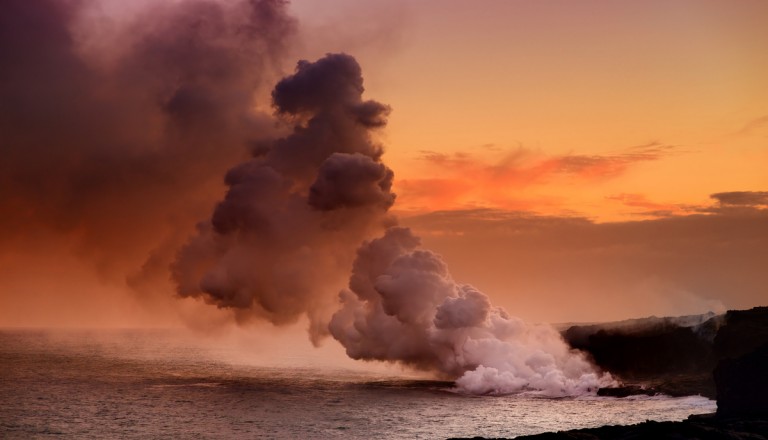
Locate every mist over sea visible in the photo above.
<box><xmin>0</xmin><ymin>330</ymin><xmax>715</xmax><ymax>439</ymax></box>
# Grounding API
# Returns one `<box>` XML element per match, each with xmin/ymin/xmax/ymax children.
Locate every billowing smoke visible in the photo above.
<box><xmin>172</xmin><ymin>54</ymin><xmax>396</xmax><ymax>342</ymax></box>
<box><xmin>0</xmin><ymin>0</ymin><xmax>295</xmax><ymax>288</ymax></box>
<box><xmin>174</xmin><ymin>53</ymin><xmax>613</xmax><ymax>395</ymax></box>
<box><xmin>329</xmin><ymin>227</ymin><xmax>615</xmax><ymax>395</ymax></box>
<box><xmin>2</xmin><ymin>0</ymin><xmax>612</xmax><ymax>394</ymax></box>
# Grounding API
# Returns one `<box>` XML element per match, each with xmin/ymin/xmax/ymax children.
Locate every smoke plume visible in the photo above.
<box><xmin>0</xmin><ymin>0</ymin><xmax>295</xmax><ymax>288</ymax></box>
<box><xmin>172</xmin><ymin>53</ymin><xmax>396</xmax><ymax>342</ymax></box>
<box><xmin>174</xmin><ymin>53</ymin><xmax>612</xmax><ymax>395</ymax></box>
<box><xmin>1</xmin><ymin>0</ymin><xmax>611</xmax><ymax>394</ymax></box>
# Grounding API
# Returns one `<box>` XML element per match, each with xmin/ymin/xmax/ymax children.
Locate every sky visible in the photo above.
<box><xmin>293</xmin><ymin>0</ymin><xmax>768</xmax><ymax>219</ymax></box>
<box><xmin>290</xmin><ymin>0</ymin><xmax>768</xmax><ymax>322</ymax></box>
<box><xmin>0</xmin><ymin>0</ymin><xmax>766</xmax><ymax>333</ymax></box>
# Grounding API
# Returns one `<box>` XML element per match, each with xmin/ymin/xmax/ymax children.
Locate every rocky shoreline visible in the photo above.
<box><xmin>563</xmin><ymin>307</ymin><xmax>768</xmax><ymax>399</ymax></box>
<box><xmin>470</xmin><ymin>414</ymin><xmax>768</xmax><ymax>440</ymax></box>
<box><xmin>449</xmin><ymin>307</ymin><xmax>768</xmax><ymax>440</ymax></box>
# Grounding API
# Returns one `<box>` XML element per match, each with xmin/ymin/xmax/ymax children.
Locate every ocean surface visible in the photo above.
<box><xmin>0</xmin><ymin>329</ymin><xmax>716</xmax><ymax>439</ymax></box>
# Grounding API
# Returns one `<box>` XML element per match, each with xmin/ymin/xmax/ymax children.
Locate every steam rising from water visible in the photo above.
<box><xmin>175</xmin><ymin>53</ymin><xmax>614</xmax><ymax>395</ymax></box>
<box><xmin>330</xmin><ymin>228</ymin><xmax>614</xmax><ymax>395</ymax></box>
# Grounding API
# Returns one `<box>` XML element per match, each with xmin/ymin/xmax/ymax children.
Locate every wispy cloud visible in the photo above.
<box><xmin>544</xmin><ymin>142</ymin><xmax>677</xmax><ymax>179</ymax></box>
<box><xmin>710</xmin><ymin>191</ymin><xmax>768</xmax><ymax>207</ymax></box>
<box><xmin>418</xmin><ymin>142</ymin><xmax>676</xmax><ymax>181</ymax></box>
<box><xmin>396</xmin><ymin>143</ymin><xmax>678</xmax><ymax>212</ymax></box>
<box><xmin>605</xmin><ymin>193</ymin><xmax>694</xmax><ymax>218</ymax></box>
<box><xmin>735</xmin><ymin>115</ymin><xmax>768</xmax><ymax>137</ymax></box>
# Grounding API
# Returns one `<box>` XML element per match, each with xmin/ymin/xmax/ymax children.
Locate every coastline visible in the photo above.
<box><xmin>450</xmin><ymin>307</ymin><xmax>768</xmax><ymax>440</ymax></box>
<box><xmin>450</xmin><ymin>414</ymin><xmax>768</xmax><ymax>440</ymax></box>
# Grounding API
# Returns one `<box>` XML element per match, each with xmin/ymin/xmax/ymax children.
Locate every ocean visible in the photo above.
<box><xmin>0</xmin><ymin>329</ymin><xmax>716</xmax><ymax>439</ymax></box>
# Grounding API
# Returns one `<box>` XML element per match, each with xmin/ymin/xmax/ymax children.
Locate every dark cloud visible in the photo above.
<box><xmin>711</xmin><ymin>191</ymin><xmax>768</xmax><ymax>207</ymax></box>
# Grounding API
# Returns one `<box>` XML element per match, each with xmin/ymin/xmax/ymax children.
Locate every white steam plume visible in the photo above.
<box><xmin>330</xmin><ymin>227</ymin><xmax>615</xmax><ymax>396</ymax></box>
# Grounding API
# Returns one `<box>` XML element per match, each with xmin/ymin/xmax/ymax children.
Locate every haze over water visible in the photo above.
<box><xmin>1</xmin><ymin>330</ymin><xmax>715</xmax><ymax>439</ymax></box>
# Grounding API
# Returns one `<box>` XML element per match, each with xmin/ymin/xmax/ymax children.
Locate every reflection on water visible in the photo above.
<box><xmin>0</xmin><ymin>330</ymin><xmax>716</xmax><ymax>439</ymax></box>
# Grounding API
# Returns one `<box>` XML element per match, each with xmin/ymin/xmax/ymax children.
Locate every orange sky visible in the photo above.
<box><xmin>293</xmin><ymin>0</ymin><xmax>768</xmax><ymax>220</ymax></box>
<box><xmin>1</xmin><ymin>0</ymin><xmax>766</xmax><ymax>330</ymax></box>
<box><xmin>276</xmin><ymin>0</ymin><xmax>768</xmax><ymax>322</ymax></box>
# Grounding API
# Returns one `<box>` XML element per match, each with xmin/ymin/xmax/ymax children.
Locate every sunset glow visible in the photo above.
<box><xmin>2</xmin><ymin>1</ymin><xmax>768</xmax><ymax>438</ymax></box>
<box><xmin>1</xmin><ymin>0</ymin><xmax>766</xmax><ymax>327</ymax></box>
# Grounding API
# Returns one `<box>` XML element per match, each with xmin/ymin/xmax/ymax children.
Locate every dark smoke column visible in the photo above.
<box><xmin>173</xmin><ymin>54</ymin><xmax>395</xmax><ymax>342</ymax></box>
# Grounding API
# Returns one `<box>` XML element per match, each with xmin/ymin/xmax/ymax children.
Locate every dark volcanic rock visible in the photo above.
<box><xmin>562</xmin><ymin>307</ymin><xmax>768</xmax><ymax>398</ymax></box>
<box><xmin>582</xmin><ymin>325</ymin><xmax>713</xmax><ymax>375</ymax></box>
<box><xmin>714</xmin><ymin>308</ymin><xmax>768</xmax><ymax>360</ymax></box>
<box><xmin>561</xmin><ymin>312</ymin><xmax>719</xmax><ymax>347</ymax></box>
<box><xmin>508</xmin><ymin>414</ymin><xmax>768</xmax><ymax>440</ymax></box>
<box><xmin>596</xmin><ymin>385</ymin><xmax>656</xmax><ymax>398</ymax></box>
<box><xmin>449</xmin><ymin>308</ymin><xmax>768</xmax><ymax>440</ymax></box>
<box><xmin>714</xmin><ymin>343</ymin><xmax>768</xmax><ymax>417</ymax></box>
<box><xmin>449</xmin><ymin>415</ymin><xmax>768</xmax><ymax>439</ymax></box>
<box><xmin>563</xmin><ymin>315</ymin><xmax>718</xmax><ymax>376</ymax></box>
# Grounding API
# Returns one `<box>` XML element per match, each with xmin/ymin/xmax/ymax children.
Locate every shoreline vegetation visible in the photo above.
<box><xmin>450</xmin><ymin>307</ymin><xmax>768</xmax><ymax>440</ymax></box>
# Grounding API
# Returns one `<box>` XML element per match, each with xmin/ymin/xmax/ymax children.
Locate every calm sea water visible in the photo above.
<box><xmin>0</xmin><ymin>330</ymin><xmax>716</xmax><ymax>439</ymax></box>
